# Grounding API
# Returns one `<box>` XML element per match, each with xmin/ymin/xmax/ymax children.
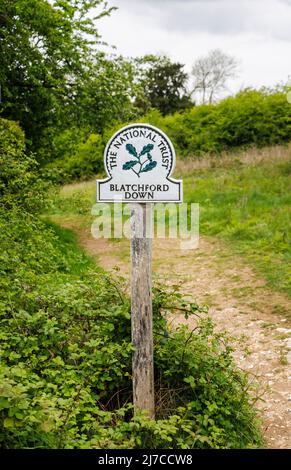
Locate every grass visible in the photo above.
<box><xmin>48</xmin><ymin>143</ymin><xmax>291</xmax><ymax>297</ymax></box>
<box><xmin>43</xmin><ymin>219</ymin><xmax>96</xmax><ymax>275</ymax></box>
<box><xmin>183</xmin><ymin>148</ymin><xmax>291</xmax><ymax>296</ymax></box>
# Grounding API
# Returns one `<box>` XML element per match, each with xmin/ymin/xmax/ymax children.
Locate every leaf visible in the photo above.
<box><xmin>122</xmin><ymin>160</ymin><xmax>138</xmax><ymax>170</ymax></box>
<box><xmin>4</xmin><ymin>417</ymin><xmax>14</xmax><ymax>428</ymax></box>
<box><xmin>40</xmin><ymin>420</ymin><xmax>54</xmax><ymax>433</ymax></box>
<box><xmin>139</xmin><ymin>144</ymin><xmax>154</xmax><ymax>157</ymax></box>
<box><xmin>125</xmin><ymin>143</ymin><xmax>138</xmax><ymax>158</ymax></box>
<box><xmin>140</xmin><ymin>160</ymin><xmax>157</xmax><ymax>173</ymax></box>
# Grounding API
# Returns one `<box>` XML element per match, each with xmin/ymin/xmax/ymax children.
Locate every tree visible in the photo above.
<box><xmin>191</xmin><ymin>49</ymin><xmax>238</xmax><ymax>104</ymax></box>
<box><xmin>0</xmin><ymin>0</ymin><xmax>115</xmax><ymax>156</ymax></box>
<box><xmin>74</xmin><ymin>55</ymin><xmax>138</xmax><ymax>134</ymax></box>
<box><xmin>135</xmin><ymin>55</ymin><xmax>192</xmax><ymax>115</ymax></box>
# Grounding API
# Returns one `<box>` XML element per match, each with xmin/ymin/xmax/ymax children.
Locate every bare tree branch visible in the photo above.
<box><xmin>191</xmin><ymin>49</ymin><xmax>239</xmax><ymax>104</ymax></box>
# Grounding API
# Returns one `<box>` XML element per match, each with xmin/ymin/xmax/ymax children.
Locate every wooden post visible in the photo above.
<box><xmin>130</xmin><ymin>203</ymin><xmax>155</xmax><ymax>419</ymax></box>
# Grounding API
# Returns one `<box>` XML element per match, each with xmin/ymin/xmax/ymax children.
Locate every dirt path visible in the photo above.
<box><xmin>56</xmin><ymin>218</ymin><xmax>291</xmax><ymax>448</ymax></box>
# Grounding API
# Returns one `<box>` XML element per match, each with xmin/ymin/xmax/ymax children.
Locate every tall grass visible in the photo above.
<box><xmin>183</xmin><ymin>147</ymin><xmax>291</xmax><ymax>295</ymax></box>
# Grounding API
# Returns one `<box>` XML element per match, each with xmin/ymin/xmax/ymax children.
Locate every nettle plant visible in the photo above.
<box><xmin>122</xmin><ymin>143</ymin><xmax>157</xmax><ymax>177</ymax></box>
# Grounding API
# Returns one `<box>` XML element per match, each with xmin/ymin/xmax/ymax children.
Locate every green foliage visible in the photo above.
<box><xmin>0</xmin><ymin>236</ymin><xmax>263</xmax><ymax>448</ymax></box>
<box><xmin>163</xmin><ymin>89</ymin><xmax>291</xmax><ymax>156</ymax></box>
<box><xmin>50</xmin><ymin>188</ymin><xmax>95</xmax><ymax>217</ymax></box>
<box><xmin>135</xmin><ymin>55</ymin><xmax>192</xmax><ymax>115</ymax></box>
<box><xmin>129</xmin><ymin>89</ymin><xmax>291</xmax><ymax>158</ymax></box>
<box><xmin>45</xmin><ymin>130</ymin><xmax>104</xmax><ymax>182</ymax></box>
<box><xmin>0</xmin><ymin>1</ymin><xmax>140</xmax><ymax>159</ymax></box>
<box><xmin>76</xmin><ymin>56</ymin><xmax>139</xmax><ymax>135</ymax></box>
<box><xmin>60</xmin><ymin>133</ymin><xmax>104</xmax><ymax>181</ymax></box>
<box><xmin>0</xmin><ymin>0</ymin><xmax>115</xmax><ymax>152</ymax></box>
<box><xmin>55</xmin><ymin>87</ymin><xmax>291</xmax><ymax>184</ymax></box>
<box><xmin>138</xmin><ymin>108</ymin><xmax>167</xmax><ymax>129</ymax></box>
<box><xmin>0</xmin><ymin>118</ymin><xmax>49</xmax><ymax>212</ymax></box>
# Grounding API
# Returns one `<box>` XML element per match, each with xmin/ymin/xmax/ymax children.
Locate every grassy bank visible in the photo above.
<box><xmin>181</xmin><ymin>145</ymin><xmax>291</xmax><ymax>296</ymax></box>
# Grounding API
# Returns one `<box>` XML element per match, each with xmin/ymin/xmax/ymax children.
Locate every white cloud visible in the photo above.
<box><xmin>98</xmin><ymin>0</ymin><xmax>291</xmax><ymax>91</ymax></box>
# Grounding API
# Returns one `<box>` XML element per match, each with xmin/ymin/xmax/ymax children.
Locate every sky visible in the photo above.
<box><xmin>98</xmin><ymin>0</ymin><xmax>291</xmax><ymax>95</ymax></box>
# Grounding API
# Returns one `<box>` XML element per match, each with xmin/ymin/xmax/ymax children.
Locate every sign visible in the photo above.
<box><xmin>96</xmin><ymin>123</ymin><xmax>183</xmax><ymax>420</ymax></box>
<box><xmin>97</xmin><ymin>123</ymin><xmax>182</xmax><ymax>202</ymax></box>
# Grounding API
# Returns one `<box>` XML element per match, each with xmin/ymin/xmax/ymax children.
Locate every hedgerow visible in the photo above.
<box><xmin>165</xmin><ymin>88</ymin><xmax>291</xmax><ymax>156</ymax></box>
<box><xmin>46</xmin><ymin>88</ymin><xmax>291</xmax><ymax>183</ymax></box>
<box><xmin>45</xmin><ymin>128</ymin><xmax>104</xmax><ymax>183</ymax></box>
<box><xmin>0</xmin><ymin>254</ymin><xmax>263</xmax><ymax>448</ymax></box>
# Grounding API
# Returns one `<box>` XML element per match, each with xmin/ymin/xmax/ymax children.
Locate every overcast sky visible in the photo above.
<box><xmin>98</xmin><ymin>0</ymin><xmax>291</xmax><ymax>94</ymax></box>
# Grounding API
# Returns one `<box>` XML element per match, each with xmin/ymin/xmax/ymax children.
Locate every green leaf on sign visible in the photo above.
<box><xmin>139</xmin><ymin>144</ymin><xmax>154</xmax><ymax>157</ymax></box>
<box><xmin>125</xmin><ymin>143</ymin><xmax>138</xmax><ymax>158</ymax></box>
<box><xmin>122</xmin><ymin>160</ymin><xmax>138</xmax><ymax>170</ymax></box>
<box><xmin>140</xmin><ymin>161</ymin><xmax>157</xmax><ymax>173</ymax></box>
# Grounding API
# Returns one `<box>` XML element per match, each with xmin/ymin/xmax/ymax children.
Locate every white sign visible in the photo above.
<box><xmin>97</xmin><ymin>123</ymin><xmax>182</xmax><ymax>202</ymax></box>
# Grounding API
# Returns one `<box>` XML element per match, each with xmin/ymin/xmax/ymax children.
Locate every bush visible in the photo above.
<box><xmin>62</xmin><ymin>133</ymin><xmax>104</xmax><ymax>181</ymax></box>
<box><xmin>0</xmin><ymin>250</ymin><xmax>263</xmax><ymax>448</ymax></box>
<box><xmin>102</xmin><ymin>88</ymin><xmax>291</xmax><ymax>159</ymax></box>
<box><xmin>45</xmin><ymin>129</ymin><xmax>104</xmax><ymax>183</ymax></box>
<box><xmin>0</xmin><ymin>118</ymin><xmax>48</xmax><ymax>212</ymax></box>
<box><xmin>0</xmin><ymin>208</ymin><xmax>263</xmax><ymax>448</ymax></box>
<box><xmin>164</xmin><ymin>89</ymin><xmax>291</xmax><ymax>156</ymax></box>
<box><xmin>133</xmin><ymin>89</ymin><xmax>291</xmax><ymax>157</ymax></box>
<box><xmin>43</xmin><ymin>87</ymin><xmax>291</xmax><ymax>183</ymax></box>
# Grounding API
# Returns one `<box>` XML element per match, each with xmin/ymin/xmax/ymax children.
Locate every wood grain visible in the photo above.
<box><xmin>130</xmin><ymin>203</ymin><xmax>155</xmax><ymax>419</ymax></box>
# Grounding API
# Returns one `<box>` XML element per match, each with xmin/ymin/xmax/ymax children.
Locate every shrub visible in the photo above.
<box><xmin>45</xmin><ymin>129</ymin><xmax>104</xmax><ymax>183</ymax></box>
<box><xmin>62</xmin><ymin>133</ymin><xmax>104</xmax><ymax>181</ymax></box>
<box><xmin>101</xmin><ymin>88</ymin><xmax>291</xmax><ymax>159</ymax></box>
<box><xmin>0</xmin><ymin>211</ymin><xmax>263</xmax><ymax>448</ymax></box>
<box><xmin>44</xmin><ymin>87</ymin><xmax>291</xmax><ymax>183</ymax></box>
<box><xmin>166</xmin><ymin>89</ymin><xmax>291</xmax><ymax>156</ymax></box>
<box><xmin>0</xmin><ymin>118</ymin><xmax>48</xmax><ymax>212</ymax></box>
<box><xmin>138</xmin><ymin>89</ymin><xmax>291</xmax><ymax>157</ymax></box>
<box><xmin>0</xmin><ymin>261</ymin><xmax>263</xmax><ymax>448</ymax></box>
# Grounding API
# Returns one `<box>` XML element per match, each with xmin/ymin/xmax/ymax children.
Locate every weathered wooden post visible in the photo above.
<box><xmin>97</xmin><ymin>123</ymin><xmax>182</xmax><ymax>419</ymax></box>
<box><xmin>131</xmin><ymin>203</ymin><xmax>154</xmax><ymax>417</ymax></box>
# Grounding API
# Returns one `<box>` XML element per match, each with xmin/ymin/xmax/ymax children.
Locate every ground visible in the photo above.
<box><xmin>50</xmin><ymin>213</ymin><xmax>291</xmax><ymax>449</ymax></box>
